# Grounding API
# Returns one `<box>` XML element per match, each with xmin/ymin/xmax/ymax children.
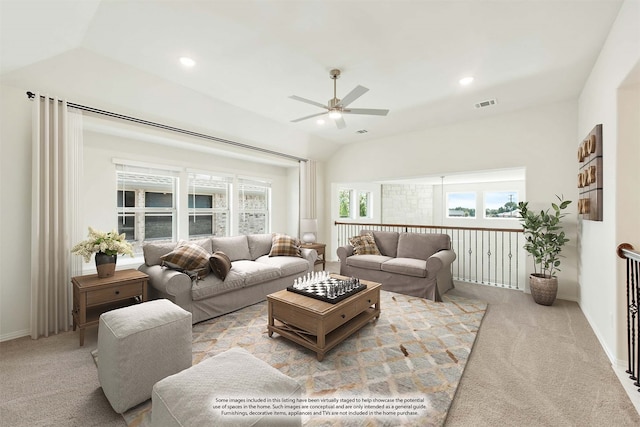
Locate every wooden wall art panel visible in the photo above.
<box><xmin>577</xmin><ymin>124</ymin><xmax>603</xmax><ymax>221</ymax></box>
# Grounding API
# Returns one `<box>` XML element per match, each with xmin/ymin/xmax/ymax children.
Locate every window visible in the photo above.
<box><xmin>447</xmin><ymin>192</ymin><xmax>476</xmax><ymax>218</ymax></box>
<box><xmin>188</xmin><ymin>173</ymin><xmax>231</xmax><ymax>238</ymax></box>
<box><xmin>359</xmin><ymin>192</ymin><xmax>371</xmax><ymax>218</ymax></box>
<box><xmin>237</xmin><ymin>178</ymin><xmax>271</xmax><ymax>235</ymax></box>
<box><xmin>339</xmin><ymin>189</ymin><xmax>352</xmax><ymax>218</ymax></box>
<box><xmin>117</xmin><ymin>166</ymin><xmax>178</xmax><ymax>252</ymax></box>
<box><xmin>484</xmin><ymin>191</ymin><xmax>519</xmax><ymax>218</ymax></box>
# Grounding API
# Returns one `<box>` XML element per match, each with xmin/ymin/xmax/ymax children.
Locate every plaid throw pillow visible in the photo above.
<box><xmin>349</xmin><ymin>233</ymin><xmax>381</xmax><ymax>255</ymax></box>
<box><xmin>161</xmin><ymin>243</ymin><xmax>211</xmax><ymax>273</ymax></box>
<box><xmin>269</xmin><ymin>233</ymin><xmax>302</xmax><ymax>257</ymax></box>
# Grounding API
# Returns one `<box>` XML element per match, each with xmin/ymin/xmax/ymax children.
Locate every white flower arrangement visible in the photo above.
<box><xmin>71</xmin><ymin>227</ymin><xmax>134</xmax><ymax>263</ymax></box>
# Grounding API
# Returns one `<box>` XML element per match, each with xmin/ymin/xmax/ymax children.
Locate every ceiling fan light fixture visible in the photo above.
<box><xmin>329</xmin><ymin>110</ymin><xmax>342</xmax><ymax>119</ymax></box>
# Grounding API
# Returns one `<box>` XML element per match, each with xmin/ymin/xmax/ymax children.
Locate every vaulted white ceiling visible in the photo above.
<box><xmin>0</xmin><ymin>0</ymin><xmax>624</xmax><ymax>161</ymax></box>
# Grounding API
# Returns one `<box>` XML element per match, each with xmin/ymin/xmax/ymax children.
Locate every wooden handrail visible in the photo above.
<box><xmin>334</xmin><ymin>221</ymin><xmax>523</xmax><ymax>233</ymax></box>
<box><xmin>617</xmin><ymin>243</ymin><xmax>640</xmax><ymax>262</ymax></box>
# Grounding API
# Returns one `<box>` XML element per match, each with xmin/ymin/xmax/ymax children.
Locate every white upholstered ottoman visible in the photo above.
<box><xmin>97</xmin><ymin>299</ymin><xmax>192</xmax><ymax>413</ymax></box>
<box><xmin>151</xmin><ymin>347</ymin><xmax>302</xmax><ymax>427</ymax></box>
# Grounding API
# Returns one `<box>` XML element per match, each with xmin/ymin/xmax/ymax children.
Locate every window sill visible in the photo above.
<box><xmin>80</xmin><ymin>255</ymin><xmax>145</xmax><ymax>276</ymax></box>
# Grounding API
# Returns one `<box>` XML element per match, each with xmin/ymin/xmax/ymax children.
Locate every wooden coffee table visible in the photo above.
<box><xmin>267</xmin><ymin>275</ymin><xmax>381</xmax><ymax>361</ymax></box>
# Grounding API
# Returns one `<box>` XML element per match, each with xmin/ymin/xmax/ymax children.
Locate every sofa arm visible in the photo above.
<box><xmin>300</xmin><ymin>248</ymin><xmax>318</xmax><ymax>272</ymax></box>
<box><xmin>138</xmin><ymin>264</ymin><xmax>192</xmax><ymax>297</ymax></box>
<box><xmin>336</xmin><ymin>245</ymin><xmax>354</xmax><ymax>264</ymax></box>
<box><xmin>426</xmin><ymin>249</ymin><xmax>457</xmax><ymax>276</ymax></box>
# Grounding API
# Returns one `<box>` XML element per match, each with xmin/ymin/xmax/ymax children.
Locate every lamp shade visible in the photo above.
<box><xmin>300</xmin><ymin>218</ymin><xmax>318</xmax><ymax>244</ymax></box>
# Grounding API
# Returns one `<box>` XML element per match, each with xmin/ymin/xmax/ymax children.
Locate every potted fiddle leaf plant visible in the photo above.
<box><xmin>517</xmin><ymin>195</ymin><xmax>572</xmax><ymax>305</ymax></box>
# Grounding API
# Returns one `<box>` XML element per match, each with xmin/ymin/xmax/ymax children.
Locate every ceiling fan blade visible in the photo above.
<box><xmin>289</xmin><ymin>95</ymin><xmax>328</xmax><ymax>110</ymax></box>
<box><xmin>343</xmin><ymin>108</ymin><xmax>389</xmax><ymax>116</ymax></box>
<box><xmin>334</xmin><ymin>116</ymin><xmax>346</xmax><ymax>129</ymax></box>
<box><xmin>291</xmin><ymin>112</ymin><xmax>328</xmax><ymax>123</ymax></box>
<box><xmin>337</xmin><ymin>85</ymin><xmax>369</xmax><ymax>108</ymax></box>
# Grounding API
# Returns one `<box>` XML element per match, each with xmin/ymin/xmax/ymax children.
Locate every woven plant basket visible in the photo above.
<box><xmin>529</xmin><ymin>274</ymin><xmax>558</xmax><ymax>306</ymax></box>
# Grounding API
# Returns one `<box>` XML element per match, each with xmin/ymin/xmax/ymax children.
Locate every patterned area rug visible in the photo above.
<box><xmin>123</xmin><ymin>290</ymin><xmax>486</xmax><ymax>427</ymax></box>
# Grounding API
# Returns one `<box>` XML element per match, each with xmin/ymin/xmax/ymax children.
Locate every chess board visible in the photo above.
<box><xmin>286</xmin><ymin>278</ymin><xmax>366</xmax><ymax>304</ymax></box>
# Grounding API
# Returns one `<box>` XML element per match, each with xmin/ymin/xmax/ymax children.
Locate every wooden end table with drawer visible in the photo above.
<box><xmin>300</xmin><ymin>242</ymin><xmax>326</xmax><ymax>270</ymax></box>
<box><xmin>267</xmin><ymin>275</ymin><xmax>380</xmax><ymax>361</ymax></box>
<box><xmin>72</xmin><ymin>269</ymin><xmax>148</xmax><ymax>346</ymax></box>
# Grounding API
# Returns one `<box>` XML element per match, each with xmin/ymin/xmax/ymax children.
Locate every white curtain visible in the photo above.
<box><xmin>30</xmin><ymin>94</ymin><xmax>83</xmax><ymax>339</ymax></box>
<box><xmin>299</xmin><ymin>159</ymin><xmax>317</xmax><ymax>219</ymax></box>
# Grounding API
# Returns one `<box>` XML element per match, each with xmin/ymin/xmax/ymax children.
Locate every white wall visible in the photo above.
<box><xmin>325</xmin><ymin>100</ymin><xmax>579</xmax><ymax>300</ymax></box>
<box><xmin>577</xmin><ymin>0</ymin><xmax>640</xmax><ymax>365</ymax></box>
<box><xmin>0</xmin><ymin>85</ymin><xmax>33</xmax><ymax>340</ymax></box>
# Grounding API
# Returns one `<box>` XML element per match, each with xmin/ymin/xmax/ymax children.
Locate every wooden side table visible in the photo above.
<box><xmin>301</xmin><ymin>242</ymin><xmax>326</xmax><ymax>270</ymax></box>
<box><xmin>72</xmin><ymin>269</ymin><xmax>148</xmax><ymax>346</ymax></box>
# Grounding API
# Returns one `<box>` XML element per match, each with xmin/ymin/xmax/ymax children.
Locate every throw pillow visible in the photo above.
<box><xmin>161</xmin><ymin>243</ymin><xmax>211</xmax><ymax>274</ymax></box>
<box><xmin>269</xmin><ymin>233</ymin><xmax>302</xmax><ymax>257</ymax></box>
<box><xmin>209</xmin><ymin>251</ymin><xmax>232</xmax><ymax>280</ymax></box>
<box><xmin>349</xmin><ymin>233</ymin><xmax>381</xmax><ymax>255</ymax></box>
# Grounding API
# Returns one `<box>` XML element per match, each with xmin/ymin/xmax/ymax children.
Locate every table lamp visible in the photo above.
<box><xmin>300</xmin><ymin>218</ymin><xmax>318</xmax><ymax>244</ymax></box>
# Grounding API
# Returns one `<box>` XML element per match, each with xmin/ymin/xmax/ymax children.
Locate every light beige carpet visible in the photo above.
<box><xmin>124</xmin><ymin>290</ymin><xmax>486</xmax><ymax>427</ymax></box>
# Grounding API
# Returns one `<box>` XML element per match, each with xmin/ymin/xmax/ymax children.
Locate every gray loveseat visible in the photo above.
<box><xmin>138</xmin><ymin>234</ymin><xmax>317</xmax><ymax>324</ymax></box>
<box><xmin>337</xmin><ymin>230</ymin><xmax>456</xmax><ymax>301</ymax></box>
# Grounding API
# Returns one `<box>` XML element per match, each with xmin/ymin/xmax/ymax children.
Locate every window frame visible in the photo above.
<box><xmin>187</xmin><ymin>172</ymin><xmax>232</xmax><ymax>239</ymax></box>
<box><xmin>237</xmin><ymin>177</ymin><xmax>271</xmax><ymax>235</ymax></box>
<box><xmin>116</xmin><ymin>166</ymin><xmax>179</xmax><ymax>253</ymax></box>
<box><xmin>446</xmin><ymin>191</ymin><xmax>477</xmax><ymax>219</ymax></box>
<box><xmin>483</xmin><ymin>190</ymin><xmax>520</xmax><ymax>219</ymax></box>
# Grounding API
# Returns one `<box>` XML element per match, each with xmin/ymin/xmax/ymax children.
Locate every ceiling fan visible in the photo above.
<box><xmin>289</xmin><ymin>69</ymin><xmax>389</xmax><ymax>129</ymax></box>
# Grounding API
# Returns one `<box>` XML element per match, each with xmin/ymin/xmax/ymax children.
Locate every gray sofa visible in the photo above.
<box><xmin>337</xmin><ymin>230</ymin><xmax>456</xmax><ymax>301</ymax></box>
<box><xmin>138</xmin><ymin>234</ymin><xmax>317</xmax><ymax>324</ymax></box>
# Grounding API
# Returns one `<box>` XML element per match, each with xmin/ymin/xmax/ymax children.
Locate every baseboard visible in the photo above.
<box><xmin>612</xmin><ymin>365</ymin><xmax>640</xmax><ymax>415</ymax></box>
<box><xmin>577</xmin><ymin>303</ymin><xmax>640</xmax><ymax>415</ymax></box>
<box><xmin>579</xmin><ymin>303</ymin><xmax>616</xmax><ymax>363</ymax></box>
<box><xmin>0</xmin><ymin>328</ymin><xmax>29</xmax><ymax>342</ymax></box>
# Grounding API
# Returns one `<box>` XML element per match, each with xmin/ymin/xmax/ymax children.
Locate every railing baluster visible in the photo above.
<box><xmin>617</xmin><ymin>243</ymin><xmax>640</xmax><ymax>392</ymax></box>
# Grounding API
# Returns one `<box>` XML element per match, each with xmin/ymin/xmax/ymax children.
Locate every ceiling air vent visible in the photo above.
<box><xmin>356</xmin><ymin>129</ymin><xmax>368</xmax><ymax>134</ymax></box>
<box><xmin>474</xmin><ymin>98</ymin><xmax>497</xmax><ymax>109</ymax></box>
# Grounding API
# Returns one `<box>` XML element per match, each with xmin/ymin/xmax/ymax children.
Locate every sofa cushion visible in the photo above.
<box><xmin>349</xmin><ymin>233</ymin><xmax>381</xmax><ymax>255</ymax></box>
<box><xmin>345</xmin><ymin>254</ymin><xmax>393</xmax><ymax>270</ymax></box>
<box><xmin>381</xmin><ymin>257</ymin><xmax>427</xmax><ymax>278</ymax></box>
<box><xmin>209</xmin><ymin>251</ymin><xmax>231</xmax><ymax>280</ymax></box>
<box><xmin>247</xmin><ymin>233</ymin><xmax>273</xmax><ymax>260</ymax></box>
<box><xmin>211</xmin><ymin>235</ymin><xmax>251</xmax><ymax>261</ymax></box>
<box><xmin>363</xmin><ymin>230</ymin><xmax>399</xmax><ymax>257</ymax></box>
<box><xmin>397</xmin><ymin>233</ymin><xmax>450</xmax><ymax>261</ymax></box>
<box><xmin>255</xmin><ymin>255</ymin><xmax>309</xmax><ymax>277</ymax></box>
<box><xmin>233</xmin><ymin>260</ymin><xmax>281</xmax><ymax>286</ymax></box>
<box><xmin>269</xmin><ymin>233</ymin><xmax>301</xmax><ymax>257</ymax></box>
<box><xmin>161</xmin><ymin>243</ymin><xmax>211</xmax><ymax>273</ymax></box>
<box><xmin>143</xmin><ymin>242</ymin><xmax>177</xmax><ymax>266</ymax></box>
<box><xmin>191</xmin><ymin>270</ymin><xmax>245</xmax><ymax>300</ymax></box>
<box><xmin>182</xmin><ymin>238</ymin><xmax>213</xmax><ymax>254</ymax></box>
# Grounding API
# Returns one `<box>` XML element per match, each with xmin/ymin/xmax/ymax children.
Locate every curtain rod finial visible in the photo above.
<box><xmin>26</xmin><ymin>91</ymin><xmax>35</xmax><ymax>99</ymax></box>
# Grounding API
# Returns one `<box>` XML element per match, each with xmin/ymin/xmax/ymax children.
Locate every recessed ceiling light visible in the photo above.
<box><xmin>179</xmin><ymin>57</ymin><xmax>196</xmax><ymax>67</ymax></box>
<box><xmin>316</xmin><ymin>119</ymin><xmax>325</xmax><ymax>125</ymax></box>
<box><xmin>459</xmin><ymin>76</ymin><xmax>474</xmax><ymax>86</ymax></box>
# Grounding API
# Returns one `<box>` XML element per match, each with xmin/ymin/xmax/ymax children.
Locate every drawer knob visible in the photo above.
<box><xmin>341</xmin><ymin>314</ymin><xmax>346</xmax><ymax>319</ymax></box>
<box><xmin>115</xmin><ymin>290</ymin><xmax>120</xmax><ymax>295</ymax></box>
<box><xmin>368</xmin><ymin>299</ymin><xmax>371</xmax><ymax>303</ymax></box>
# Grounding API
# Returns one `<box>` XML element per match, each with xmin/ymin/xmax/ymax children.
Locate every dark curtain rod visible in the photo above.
<box><xmin>26</xmin><ymin>91</ymin><xmax>307</xmax><ymax>163</ymax></box>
